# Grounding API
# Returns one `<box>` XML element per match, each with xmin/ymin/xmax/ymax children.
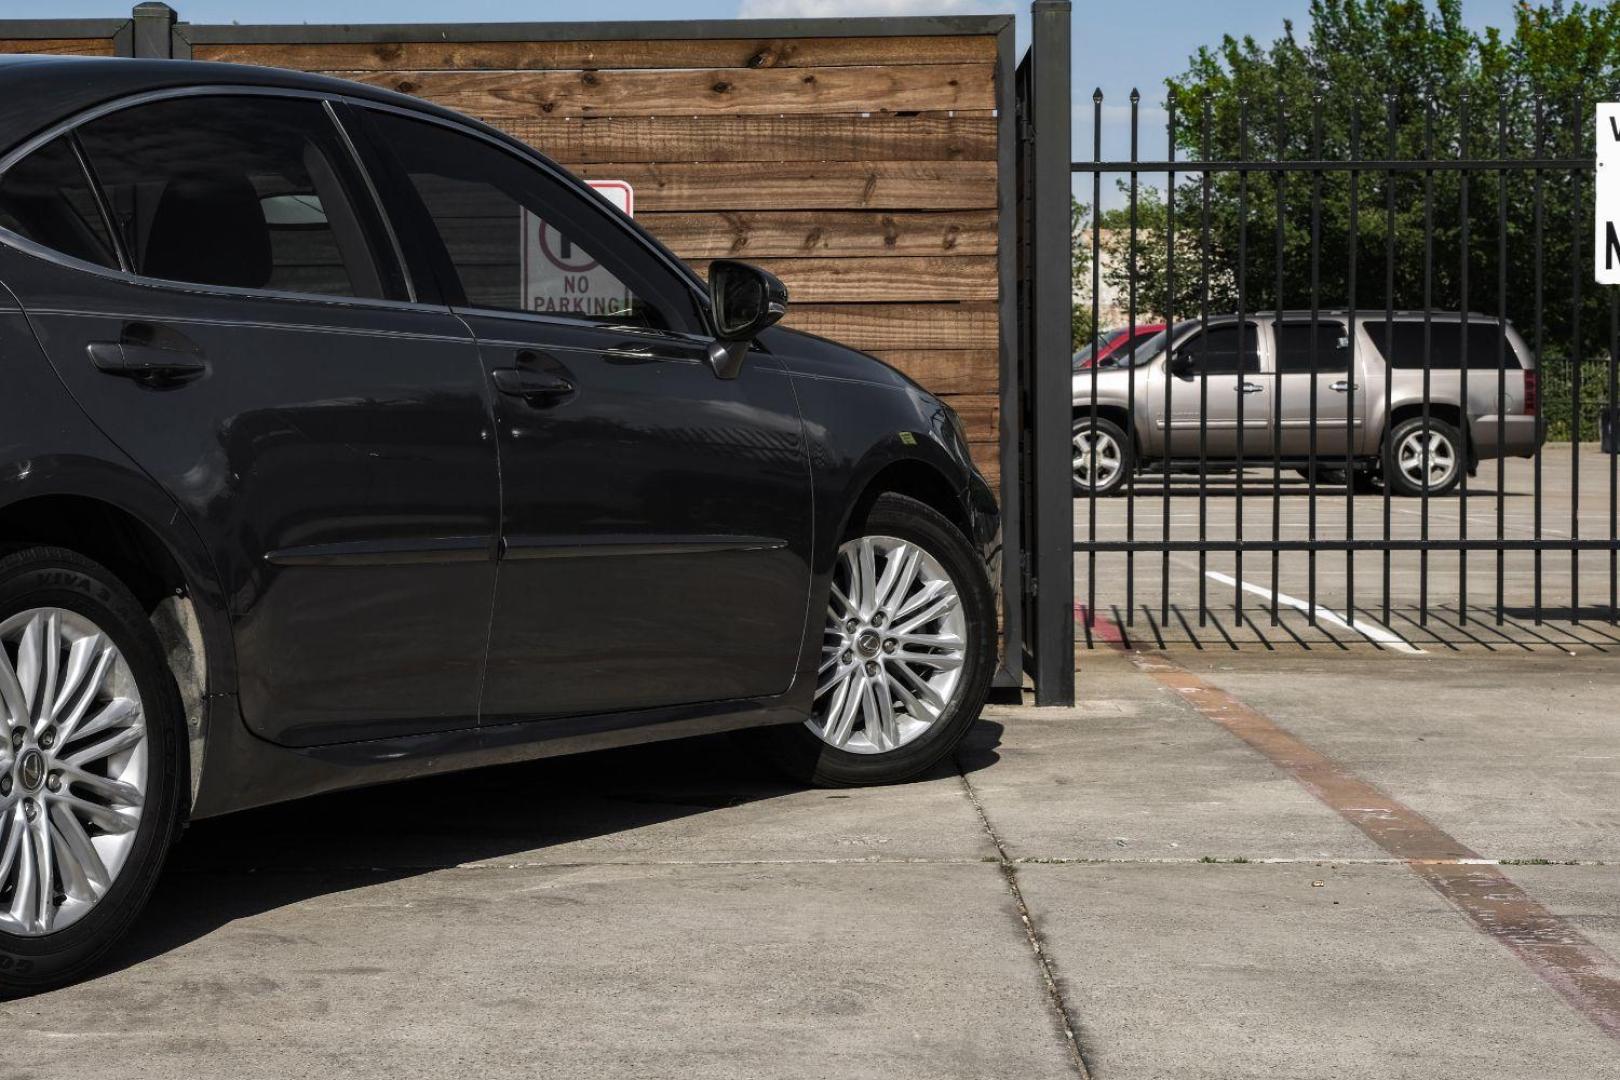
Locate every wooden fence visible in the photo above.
<box><xmin>0</xmin><ymin>8</ymin><xmax>1013</xmax><ymax>485</ymax></box>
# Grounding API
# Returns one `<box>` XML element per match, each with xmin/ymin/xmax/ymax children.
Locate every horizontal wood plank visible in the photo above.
<box><xmin>195</xmin><ymin>34</ymin><xmax>996</xmax><ymax>71</ymax></box>
<box><xmin>0</xmin><ymin>37</ymin><xmax>114</xmax><ymax>55</ymax></box>
<box><xmin>340</xmin><ymin>63</ymin><xmax>995</xmax><ymax>118</ymax></box>
<box><xmin>783</xmin><ymin>302</ymin><xmax>997</xmax><ymax>351</ymax></box>
<box><xmin>682</xmin><ymin>256</ymin><xmax>995</xmax><ymax>303</ymax></box>
<box><xmin>500</xmin><ymin>114</ymin><xmax>996</xmax><ymax>163</ymax></box>
<box><xmin>934</xmin><ymin>393</ymin><xmax>998</xmax><ymax>437</ymax></box>
<box><xmin>968</xmin><ymin>442</ymin><xmax>999</xmax><ymax>485</ymax></box>
<box><xmin>867</xmin><ymin>350</ymin><xmax>998</xmax><ymax>394</ymax></box>
<box><xmin>640</xmin><ymin>210</ymin><xmax>998</xmax><ymax>258</ymax></box>
<box><xmin>572</xmin><ymin>162</ymin><xmax>996</xmax><ymax>211</ymax></box>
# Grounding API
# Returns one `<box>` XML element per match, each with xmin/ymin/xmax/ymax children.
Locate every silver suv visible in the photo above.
<box><xmin>1070</xmin><ymin>311</ymin><xmax>1543</xmax><ymax>497</ymax></box>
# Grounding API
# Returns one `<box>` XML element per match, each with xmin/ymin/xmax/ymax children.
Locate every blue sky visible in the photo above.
<box><xmin>27</xmin><ymin>0</ymin><xmax>1531</xmax><ymax>203</ymax></box>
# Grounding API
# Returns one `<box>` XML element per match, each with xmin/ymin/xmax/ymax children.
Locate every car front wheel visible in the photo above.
<box><xmin>742</xmin><ymin>493</ymin><xmax>994</xmax><ymax>787</ymax></box>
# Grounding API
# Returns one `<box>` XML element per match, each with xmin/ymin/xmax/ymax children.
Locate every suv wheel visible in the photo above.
<box><xmin>740</xmin><ymin>493</ymin><xmax>994</xmax><ymax>787</ymax></box>
<box><xmin>0</xmin><ymin>548</ymin><xmax>182</xmax><ymax>994</ymax></box>
<box><xmin>1384</xmin><ymin>418</ymin><xmax>1463</xmax><ymax>497</ymax></box>
<box><xmin>1072</xmin><ymin>416</ymin><xmax>1132</xmax><ymax>496</ymax></box>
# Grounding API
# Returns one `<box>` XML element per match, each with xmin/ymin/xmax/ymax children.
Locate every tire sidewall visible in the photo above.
<box><xmin>0</xmin><ymin>550</ymin><xmax>181</xmax><ymax>993</ymax></box>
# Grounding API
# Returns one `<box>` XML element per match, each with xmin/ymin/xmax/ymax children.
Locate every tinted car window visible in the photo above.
<box><xmin>361</xmin><ymin>110</ymin><xmax>700</xmax><ymax>332</ymax></box>
<box><xmin>1175</xmin><ymin>323</ymin><xmax>1262</xmax><ymax>375</ymax></box>
<box><xmin>1275</xmin><ymin>320</ymin><xmax>1351</xmax><ymax>373</ymax></box>
<box><xmin>74</xmin><ymin>96</ymin><xmax>397</xmax><ymax>299</ymax></box>
<box><xmin>1365</xmin><ymin>320</ymin><xmax>1521</xmax><ymax>370</ymax></box>
<box><xmin>0</xmin><ymin>135</ymin><xmax>119</xmax><ymax>269</ymax></box>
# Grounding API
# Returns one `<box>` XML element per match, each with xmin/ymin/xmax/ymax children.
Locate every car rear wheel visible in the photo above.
<box><xmin>0</xmin><ymin>548</ymin><xmax>182</xmax><ymax>994</ymax></box>
<box><xmin>741</xmin><ymin>493</ymin><xmax>994</xmax><ymax>787</ymax></box>
<box><xmin>1384</xmin><ymin>418</ymin><xmax>1463</xmax><ymax>497</ymax></box>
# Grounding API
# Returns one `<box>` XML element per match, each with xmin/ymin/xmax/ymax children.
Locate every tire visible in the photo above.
<box><xmin>0</xmin><ymin>548</ymin><xmax>182</xmax><ymax>995</ymax></box>
<box><xmin>1072</xmin><ymin>415</ymin><xmax>1133</xmax><ymax>497</ymax></box>
<box><xmin>1383</xmin><ymin>417</ymin><xmax>1464</xmax><ymax>497</ymax></box>
<box><xmin>741</xmin><ymin>493</ymin><xmax>995</xmax><ymax>787</ymax></box>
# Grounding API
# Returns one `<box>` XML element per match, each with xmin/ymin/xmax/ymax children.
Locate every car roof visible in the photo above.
<box><xmin>0</xmin><ymin>55</ymin><xmax>498</xmax><ymax>159</ymax></box>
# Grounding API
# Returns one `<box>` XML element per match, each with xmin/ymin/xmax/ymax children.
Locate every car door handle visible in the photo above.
<box><xmin>1236</xmin><ymin>382</ymin><xmax>1264</xmax><ymax>394</ymax></box>
<box><xmin>87</xmin><ymin>341</ymin><xmax>207</xmax><ymax>382</ymax></box>
<box><xmin>1329</xmin><ymin>380</ymin><xmax>1357</xmax><ymax>393</ymax></box>
<box><xmin>491</xmin><ymin>367</ymin><xmax>575</xmax><ymax>403</ymax></box>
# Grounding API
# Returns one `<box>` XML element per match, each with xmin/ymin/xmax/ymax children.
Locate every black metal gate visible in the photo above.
<box><xmin>1072</xmin><ymin>85</ymin><xmax>1620</xmax><ymax>648</ymax></box>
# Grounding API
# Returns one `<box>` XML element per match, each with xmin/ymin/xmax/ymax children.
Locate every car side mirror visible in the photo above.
<box><xmin>1169</xmin><ymin>351</ymin><xmax>1195</xmax><ymax>378</ymax></box>
<box><xmin>706</xmin><ymin>260</ymin><xmax>788</xmax><ymax>379</ymax></box>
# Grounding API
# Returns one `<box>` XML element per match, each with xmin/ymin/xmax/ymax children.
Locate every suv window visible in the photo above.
<box><xmin>1175</xmin><ymin>323</ymin><xmax>1262</xmax><ymax>375</ymax></box>
<box><xmin>360</xmin><ymin>110</ymin><xmax>700</xmax><ymax>332</ymax></box>
<box><xmin>1275</xmin><ymin>320</ymin><xmax>1351</xmax><ymax>373</ymax></box>
<box><xmin>0</xmin><ymin>135</ymin><xmax>119</xmax><ymax>269</ymax></box>
<box><xmin>72</xmin><ymin>95</ymin><xmax>399</xmax><ymax>299</ymax></box>
<box><xmin>1365</xmin><ymin>319</ymin><xmax>1521</xmax><ymax>370</ymax></box>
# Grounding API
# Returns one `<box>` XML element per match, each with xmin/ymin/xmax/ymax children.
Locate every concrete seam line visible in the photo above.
<box><xmin>956</xmin><ymin>760</ymin><xmax>1093</xmax><ymax>1079</ymax></box>
<box><xmin>1076</xmin><ymin>607</ymin><xmax>1620</xmax><ymax>1045</ymax></box>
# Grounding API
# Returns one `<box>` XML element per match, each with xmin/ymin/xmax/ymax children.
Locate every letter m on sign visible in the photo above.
<box><xmin>1597</xmin><ymin>104</ymin><xmax>1620</xmax><ymax>284</ymax></box>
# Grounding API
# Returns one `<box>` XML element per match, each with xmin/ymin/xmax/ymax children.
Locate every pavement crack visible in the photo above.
<box><xmin>957</xmin><ymin>758</ymin><xmax>1093</xmax><ymax>1080</ymax></box>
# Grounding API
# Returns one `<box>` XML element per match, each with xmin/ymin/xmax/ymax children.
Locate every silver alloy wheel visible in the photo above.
<box><xmin>809</xmin><ymin>535</ymin><xmax>967</xmax><ymax>755</ymax></box>
<box><xmin>0</xmin><ymin>609</ymin><xmax>146</xmax><ymax>936</ymax></box>
<box><xmin>1073</xmin><ymin>427</ymin><xmax>1122</xmax><ymax>490</ymax></box>
<box><xmin>1396</xmin><ymin>428</ymin><xmax>1457</xmax><ymax>489</ymax></box>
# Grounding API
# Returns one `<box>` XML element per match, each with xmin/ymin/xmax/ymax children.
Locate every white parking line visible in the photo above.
<box><xmin>1203</xmin><ymin>570</ymin><xmax>1427</xmax><ymax>654</ymax></box>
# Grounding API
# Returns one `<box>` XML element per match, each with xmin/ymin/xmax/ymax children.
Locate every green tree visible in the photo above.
<box><xmin>1150</xmin><ymin>0</ymin><xmax>1620</xmax><ymax>360</ymax></box>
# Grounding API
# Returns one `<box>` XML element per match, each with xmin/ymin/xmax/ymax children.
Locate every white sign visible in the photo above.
<box><xmin>1597</xmin><ymin>104</ymin><xmax>1620</xmax><ymax>284</ymax></box>
<box><xmin>519</xmin><ymin>180</ymin><xmax>636</xmax><ymax>316</ymax></box>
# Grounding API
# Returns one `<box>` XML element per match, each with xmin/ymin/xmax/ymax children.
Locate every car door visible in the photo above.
<box><xmin>350</xmin><ymin>106</ymin><xmax>813</xmax><ymax>723</ymax></box>
<box><xmin>1152</xmin><ymin>321</ymin><xmax>1270</xmax><ymax>458</ymax></box>
<box><xmin>0</xmin><ymin>92</ymin><xmax>499</xmax><ymax>746</ymax></box>
<box><xmin>1273</xmin><ymin>317</ymin><xmax>1365</xmax><ymax>458</ymax></box>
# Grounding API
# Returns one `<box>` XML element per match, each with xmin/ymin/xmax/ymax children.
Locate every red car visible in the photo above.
<box><xmin>1073</xmin><ymin>323</ymin><xmax>1167</xmax><ymax>370</ymax></box>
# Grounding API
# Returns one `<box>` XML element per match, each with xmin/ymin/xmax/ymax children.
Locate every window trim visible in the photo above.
<box><xmin>0</xmin><ymin>84</ymin><xmax>422</xmax><ymax>313</ymax></box>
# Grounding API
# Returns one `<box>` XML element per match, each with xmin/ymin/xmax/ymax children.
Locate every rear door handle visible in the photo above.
<box><xmin>1330</xmin><ymin>380</ymin><xmax>1357</xmax><ymax>393</ymax></box>
<box><xmin>1237</xmin><ymin>382</ymin><xmax>1264</xmax><ymax>394</ymax></box>
<box><xmin>491</xmin><ymin>367</ymin><xmax>575</xmax><ymax>403</ymax></box>
<box><xmin>87</xmin><ymin>341</ymin><xmax>207</xmax><ymax>382</ymax></box>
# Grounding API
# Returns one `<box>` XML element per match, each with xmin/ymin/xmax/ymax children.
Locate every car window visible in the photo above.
<box><xmin>0</xmin><ymin>135</ymin><xmax>119</xmax><ymax>269</ymax></box>
<box><xmin>1275</xmin><ymin>320</ymin><xmax>1351</xmax><ymax>374</ymax></box>
<box><xmin>1365</xmin><ymin>319</ymin><xmax>1521</xmax><ymax>370</ymax></box>
<box><xmin>1174</xmin><ymin>323</ymin><xmax>1262</xmax><ymax>375</ymax></box>
<box><xmin>72</xmin><ymin>95</ymin><xmax>400</xmax><ymax>300</ymax></box>
<box><xmin>359</xmin><ymin>109</ymin><xmax>701</xmax><ymax>333</ymax></box>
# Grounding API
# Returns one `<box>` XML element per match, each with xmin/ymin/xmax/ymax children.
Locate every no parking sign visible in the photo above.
<box><xmin>520</xmin><ymin>180</ymin><xmax>635</xmax><ymax>315</ymax></box>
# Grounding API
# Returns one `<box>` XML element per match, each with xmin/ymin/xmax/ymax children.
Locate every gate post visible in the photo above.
<box><xmin>131</xmin><ymin>2</ymin><xmax>174</xmax><ymax>58</ymax></box>
<box><xmin>1027</xmin><ymin>0</ymin><xmax>1075</xmax><ymax>705</ymax></box>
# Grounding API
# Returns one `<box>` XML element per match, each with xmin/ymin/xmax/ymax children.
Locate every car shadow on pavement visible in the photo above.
<box><xmin>96</xmin><ymin>720</ymin><xmax>1004</xmax><ymax>981</ymax></box>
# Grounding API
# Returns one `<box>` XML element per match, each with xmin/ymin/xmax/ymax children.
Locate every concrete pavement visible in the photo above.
<box><xmin>3</xmin><ymin>646</ymin><xmax>1619</xmax><ymax>1077</ymax></box>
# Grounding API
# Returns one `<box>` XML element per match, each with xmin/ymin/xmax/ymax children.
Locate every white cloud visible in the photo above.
<box><xmin>738</xmin><ymin>0</ymin><xmax>1009</xmax><ymax>18</ymax></box>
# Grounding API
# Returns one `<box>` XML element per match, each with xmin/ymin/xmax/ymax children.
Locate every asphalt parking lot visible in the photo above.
<box><xmin>1078</xmin><ymin>444</ymin><xmax>1620</xmax><ymax>653</ymax></box>
<box><xmin>4</xmin><ymin>644</ymin><xmax>1619</xmax><ymax>1078</ymax></box>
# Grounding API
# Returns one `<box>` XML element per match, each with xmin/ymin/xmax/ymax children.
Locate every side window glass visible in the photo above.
<box><xmin>361</xmin><ymin>110</ymin><xmax>700</xmax><ymax>332</ymax></box>
<box><xmin>1177</xmin><ymin>324</ymin><xmax>1261</xmax><ymax>375</ymax></box>
<box><xmin>73</xmin><ymin>95</ymin><xmax>400</xmax><ymax>300</ymax></box>
<box><xmin>1275</xmin><ymin>321</ymin><xmax>1350</xmax><ymax>374</ymax></box>
<box><xmin>1367</xmin><ymin>320</ymin><xmax>1518</xmax><ymax>370</ymax></box>
<box><xmin>0</xmin><ymin>135</ymin><xmax>118</xmax><ymax>269</ymax></box>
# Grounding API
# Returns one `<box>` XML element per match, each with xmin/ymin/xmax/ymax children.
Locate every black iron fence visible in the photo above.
<box><xmin>1073</xmin><ymin>89</ymin><xmax>1619</xmax><ymax>643</ymax></box>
